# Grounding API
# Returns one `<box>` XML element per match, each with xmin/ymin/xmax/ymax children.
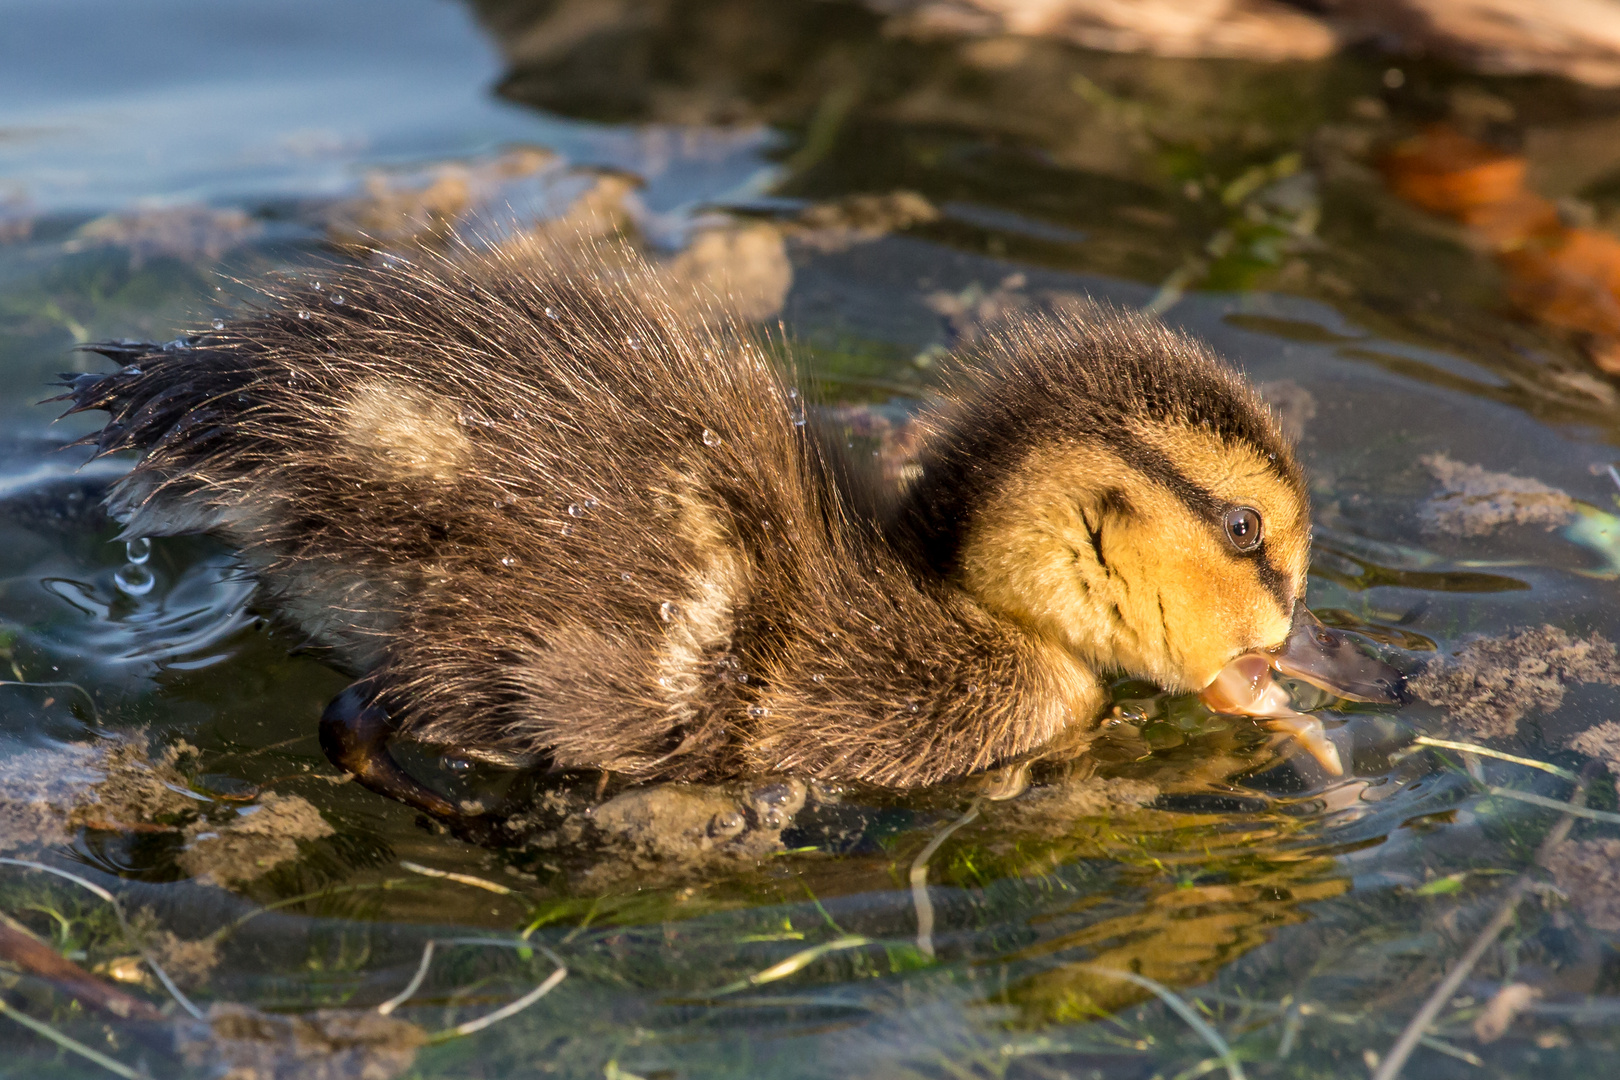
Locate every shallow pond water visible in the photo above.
<box><xmin>6</xmin><ymin>1</ymin><xmax>1620</xmax><ymax>1077</ymax></box>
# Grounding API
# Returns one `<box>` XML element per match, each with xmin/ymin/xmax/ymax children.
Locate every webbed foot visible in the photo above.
<box><xmin>320</xmin><ymin>679</ymin><xmax>485</xmax><ymax>828</ymax></box>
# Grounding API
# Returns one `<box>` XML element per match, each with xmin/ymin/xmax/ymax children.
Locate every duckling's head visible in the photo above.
<box><xmin>899</xmin><ymin>304</ymin><xmax>1392</xmax><ymax>702</ymax></box>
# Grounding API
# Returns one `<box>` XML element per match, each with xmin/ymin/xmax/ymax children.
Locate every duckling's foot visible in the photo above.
<box><xmin>320</xmin><ymin>680</ymin><xmax>482</xmax><ymax>827</ymax></box>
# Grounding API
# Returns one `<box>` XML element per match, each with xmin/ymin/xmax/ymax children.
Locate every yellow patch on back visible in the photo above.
<box><xmin>651</xmin><ymin>473</ymin><xmax>750</xmax><ymax>718</ymax></box>
<box><xmin>342</xmin><ymin>380</ymin><xmax>472</xmax><ymax>482</ymax></box>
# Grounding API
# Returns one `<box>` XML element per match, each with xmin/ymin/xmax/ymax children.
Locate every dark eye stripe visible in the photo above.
<box><xmin>1112</xmin><ymin>435</ymin><xmax>1294</xmax><ymax>614</ymax></box>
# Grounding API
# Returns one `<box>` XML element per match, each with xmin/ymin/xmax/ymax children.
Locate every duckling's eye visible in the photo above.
<box><xmin>1223</xmin><ymin>506</ymin><xmax>1263</xmax><ymax>551</ymax></box>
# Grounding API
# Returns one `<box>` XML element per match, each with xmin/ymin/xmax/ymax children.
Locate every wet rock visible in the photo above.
<box><xmin>1001</xmin><ymin>774</ymin><xmax>1158</xmax><ymax>836</ymax></box>
<box><xmin>527</xmin><ymin>779</ymin><xmax>808</xmax><ymax>885</ymax></box>
<box><xmin>793</xmin><ymin>190</ymin><xmax>940</xmax><ymax>252</ymax></box>
<box><xmin>662</xmin><ymin>220</ymin><xmax>793</xmax><ymax>321</ymax></box>
<box><xmin>873</xmin><ymin>0</ymin><xmax>1339</xmax><ymax>62</ymax></box>
<box><xmin>1323</xmin><ymin>0</ymin><xmax>1620</xmax><ymax>87</ymax></box>
<box><xmin>1409</xmin><ymin>625</ymin><xmax>1620</xmax><ymax>738</ymax></box>
<box><xmin>874</xmin><ymin>1</ymin><xmax>1620</xmax><ymax>86</ymax></box>
<box><xmin>925</xmin><ymin>272</ymin><xmax>1031</xmax><ymax>346</ymax></box>
<box><xmin>1543</xmin><ymin>838</ymin><xmax>1620</xmax><ymax>932</ymax></box>
<box><xmin>178</xmin><ymin>792</ymin><xmax>334</xmax><ymax>886</ymax></box>
<box><xmin>68</xmin><ymin>205</ymin><xmax>262</xmax><ymax>268</ymax></box>
<box><xmin>324</xmin><ymin>147</ymin><xmax>558</xmax><ymax>251</ymax></box>
<box><xmin>0</xmin><ymin>742</ymin><xmax>105</xmax><ymax>853</ymax></box>
<box><xmin>743</xmin><ymin>778</ymin><xmax>810</xmax><ymax>830</ymax></box>
<box><xmin>1256</xmin><ymin>379</ymin><xmax>1317</xmax><ymax>443</ymax></box>
<box><xmin>1418</xmin><ymin>453</ymin><xmax>1578</xmax><ymax>537</ymax></box>
<box><xmin>178</xmin><ymin>1004</ymin><xmax>427</xmax><ymax>1080</ymax></box>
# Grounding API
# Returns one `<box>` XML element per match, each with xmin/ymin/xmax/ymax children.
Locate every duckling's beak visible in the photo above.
<box><xmin>1198</xmin><ymin>604</ymin><xmax>1406</xmax><ymax>777</ymax></box>
<box><xmin>1269</xmin><ymin>603</ymin><xmax>1406</xmax><ymax>705</ymax></box>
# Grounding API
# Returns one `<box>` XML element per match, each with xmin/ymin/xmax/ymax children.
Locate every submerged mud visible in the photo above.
<box><xmin>179</xmin><ymin>792</ymin><xmax>334</xmax><ymax>886</ymax></box>
<box><xmin>1543</xmin><ymin>838</ymin><xmax>1620</xmax><ymax>934</ymax></box>
<box><xmin>1409</xmin><ymin>625</ymin><xmax>1620</xmax><ymax>738</ymax></box>
<box><xmin>178</xmin><ymin>1005</ymin><xmax>427</xmax><ymax>1080</ymax></box>
<box><xmin>1418</xmin><ymin>454</ymin><xmax>1579</xmax><ymax>537</ymax></box>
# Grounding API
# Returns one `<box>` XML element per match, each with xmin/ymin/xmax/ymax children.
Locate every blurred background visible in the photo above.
<box><xmin>7</xmin><ymin>2</ymin><xmax>1620</xmax><ymax>1078</ymax></box>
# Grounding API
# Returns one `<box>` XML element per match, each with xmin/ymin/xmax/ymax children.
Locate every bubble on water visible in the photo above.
<box><xmin>544</xmin><ymin>306</ymin><xmax>558</xmax><ymax>319</ymax></box>
<box><xmin>620</xmin><ymin>572</ymin><xmax>634</xmax><ymax>582</ymax></box>
<box><xmin>211</xmin><ymin>319</ymin><xmax>225</xmax><ymax>331</ymax></box>
<box><xmin>659</xmin><ymin>601</ymin><xmax>680</xmax><ymax>622</ymax></box>
<box><xmin>331</xmin><ymin>293</ymin><xmax>346</xmax><ymax>305</ymax></box>
<box><xmin>114</xmin><ymin>563</ymin><xmax>155</xmax><ymax>597</ymax></box>
<box><xmin>626</xmin><ymin>336</ymin><xmax>641</xmax><ymax>350</ymax></box>
<box><xmin>702</xmin><ymin>429</ymin><xmax>720</xmax><ymax>447</ymax></box>
<box><xmin>567</xmin><ymin>502</ymin><xmax>589</xmax><ymax>517</ymax></box>
<box><xmin>312</xmin><ymin>281</ymin><xmax>323</xmax><ymax>291</ymax></box>
<box><xmin>747</xmin><ymin>705</ymin><xmax>770</xmax><ymax>718</ymax></box>
<box><xmin>810</xmin><ymin>673</ymin><xmax>825</xmax><ymax>683</ymax></box>
<box><xmin>124</xmin><ymin>538</ymin><xmax>151</xmax><ymax>565</ymax></box>
<box><xmin>297</xmin><ymin>310</ymin><xmax>310</xmax><ymax>320</ymax></box>
<box><xmin>500</xmin><ymin>556</ymin><xmax>517</xmax><ymax>568</ymax></box>
<box><xmin>560</xmin><ymin>523</ymin><xmax>573</xmax><ymax>537</ymax></box>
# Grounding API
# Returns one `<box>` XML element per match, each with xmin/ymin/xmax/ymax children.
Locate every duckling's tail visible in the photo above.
<box><xmin>47</xmin><ymin>337</ymin><xmax>210</xmax><ymax>460</ymax></box>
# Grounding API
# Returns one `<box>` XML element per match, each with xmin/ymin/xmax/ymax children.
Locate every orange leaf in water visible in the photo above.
<box><xmin>1500</xmin><ymin>229</ymin><xmax>1620</xmax><ymax>339</ymax></box>
<box><xmin>1381</xmin><ymin>126</ymin><xmax>1527</xmax><ymax>219</ymax></box>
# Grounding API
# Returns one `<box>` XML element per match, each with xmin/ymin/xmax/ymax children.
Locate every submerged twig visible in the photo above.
<box><xmin>372</xmin><ymin>935</ymin><xmax>566</xmax><ymax>1040</ymax></box>
<box><xmin>0</xmin><ymin>857</ymin><xmax>203</xmax><ymax>1020</ymax></box>
<box><xmin>1413</xmin><ymin>736</ymin><xmax>1580</xmax><ymax>781</ymax></box>
<box><xmin>377</xmin><ymin>941</ymin><xmax>438</xmax><ymax>1016</ymax></box>
<box><xmin>910</xmin><ymin>800</ymin><xmax>981</xmax><ymax>959</ymax></box>
<box><xmin>399</xmin><ymin>860</ymin><xmax>518</xmax><ymax>897</ymax></box>
<box><xmin>710</xmin><ymin>936</ymin><xmax>871</xmax><ymax>996</ymax></box>
<box><xmin>1485</xmin><ymin>785</ymin><xmax>1620</xmax><ymax>825</ymax></box>
<box><xmin>1076</xmin><ymin>965</ymin><xmax>1246</xmax><ymax>1080</ymax></box>
<box><xmin>0</xmin><ymin>916</ymin><xmax>161</xmax><ymax>1022</ymax></box>
<box><xmin>0</xmin><ymin>998</ymin><xmax>142</xmax><ymax>1079</ymax></box>
<box><xmin>434</xmin><ymin>944</ymin><xmax>567</xmax><ymax>1041</ymax></box>
<box><xmin>1372</xmin><ymin>762</ymin><xmax>1600</xmax><ymax>1080</ymax></box>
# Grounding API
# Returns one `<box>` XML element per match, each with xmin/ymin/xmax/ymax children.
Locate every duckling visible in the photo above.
<box><xmin>58</xmin><ymin>240</ymin><xmax>1401</xmax><ymax>822</ymax></box>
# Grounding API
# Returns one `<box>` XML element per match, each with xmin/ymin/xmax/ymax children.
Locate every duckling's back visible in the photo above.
<box><xmin>64</xmin><ymin>241</ymin><xmax>1079</xmax><ymax>786</ymax></box>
